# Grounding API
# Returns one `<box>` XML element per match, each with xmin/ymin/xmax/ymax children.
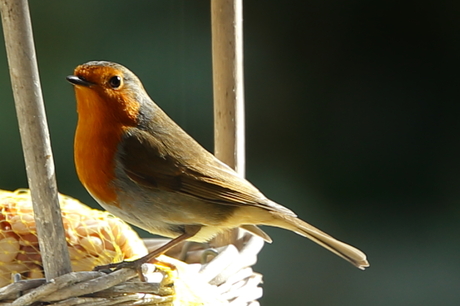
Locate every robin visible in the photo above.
<box><xmin>66</xmin><ymin>61</ymin><xmax>369</xmax><ymax>272</ymax></box>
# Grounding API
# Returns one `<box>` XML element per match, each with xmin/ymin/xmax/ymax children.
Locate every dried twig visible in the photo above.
<box><xmin>42</xmin><ymin>269</ymin><xmax>136</xmax><ymax>302</ymax></box>
<box><xmin>211</xmin><ymin>0</ymin><xmax>252</xmax><ymax>249</ymax></box>
<box><xmin>211</xmin><ymin>0</ymin><xmax>245</xmax><ymax>175</ymax></box>
<box><xmin>0</xmin><ymin>0</ymin><xmax>71</xmax><ymax>280</ymax></box>
<box><xmin>11</xmin><ymin>272</ymin><xmax>103</xmax><ymax>306</ymax></box>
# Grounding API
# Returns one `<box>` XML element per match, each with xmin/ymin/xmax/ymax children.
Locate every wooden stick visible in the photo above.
<box><xmin>210</xmin><ymin>0</ymin><xmax>245</xmax><ymax>247</ymax></box>
<box><xmin>0</xmin><ymin>0</ymin><xmax>71</xmax><ymax>280</ymax></box>
<box><xmin>211</xmin><ymin>0</ymin><xmax>245</xmax><ymax>176</ymax></box>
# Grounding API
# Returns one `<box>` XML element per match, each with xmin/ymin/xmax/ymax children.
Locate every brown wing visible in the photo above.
<box><xmin>119</xmin><ymin>127</ymin><xmax>296</xmax><ymax>216</ymax></box>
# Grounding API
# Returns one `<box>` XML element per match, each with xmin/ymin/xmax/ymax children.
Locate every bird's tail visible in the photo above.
<box><xmin>271</xmin><ymin>213</ymin><xmax>369</xmax><ymax>270</ymax></box>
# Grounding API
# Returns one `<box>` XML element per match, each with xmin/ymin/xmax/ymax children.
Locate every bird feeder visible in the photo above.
<box><xmin>0</xmin><ymin>0</ymin><xmax>265</xmax><ymax>305</ymax></box>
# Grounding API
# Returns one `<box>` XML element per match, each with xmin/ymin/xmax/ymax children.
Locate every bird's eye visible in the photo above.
<box><xmin>108</xmin><ymin>76</ymin><xmax>122</xmax><ymax>89</ymax></box>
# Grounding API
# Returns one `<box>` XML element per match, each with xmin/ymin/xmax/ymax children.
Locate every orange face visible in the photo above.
<box><xmin>73</xmin><ymin>64</ymin><xmax>140</xmax><ymax>126</ymax></box>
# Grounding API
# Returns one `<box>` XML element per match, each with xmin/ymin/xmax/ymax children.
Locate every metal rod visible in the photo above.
<box><xmin>0</xmin><ymin>0</ymin><xmax>71</xmax><ymax>280</ymax></box>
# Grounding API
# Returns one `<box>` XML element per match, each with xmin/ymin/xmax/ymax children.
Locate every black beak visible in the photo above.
<box><xmin>66</xmin><ymin>75</ymin><xmax>93</xmax><ymax>87</ymax></box>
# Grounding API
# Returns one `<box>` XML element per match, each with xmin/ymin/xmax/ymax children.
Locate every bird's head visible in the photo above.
<box><xmin>67</xmin><ymin>61</ymin><xmax>149</xmax><ymax>126</ymax></box>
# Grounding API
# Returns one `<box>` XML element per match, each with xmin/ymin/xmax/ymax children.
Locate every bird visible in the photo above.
<box><xmin>66</xmin><ymin>60</ymin><xmax>369</xmax><ymax>272</ymax></box>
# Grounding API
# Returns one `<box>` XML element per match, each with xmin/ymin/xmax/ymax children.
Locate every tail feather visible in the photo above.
<box><xmin>273</xmin><ymin>214</ymin><xmax>369</xmax><ymax>270</ymax></box>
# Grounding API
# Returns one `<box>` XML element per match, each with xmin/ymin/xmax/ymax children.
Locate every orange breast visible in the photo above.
<box><xmin>73</xmin><ymin>87</ymin><xmax>137</xmax><ymax>206</ymax></box>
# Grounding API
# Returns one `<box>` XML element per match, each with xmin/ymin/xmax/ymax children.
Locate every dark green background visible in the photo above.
<box><xmin>1</xmin><ymin>1</ymin><xmax>459</xmax><ymax>305</ymax></box>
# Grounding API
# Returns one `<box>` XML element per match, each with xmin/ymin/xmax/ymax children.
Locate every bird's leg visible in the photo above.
<box><xmin>94</xmin><ymin>225</ymin><xmax>202</xmax><ymax>280</ymax></box>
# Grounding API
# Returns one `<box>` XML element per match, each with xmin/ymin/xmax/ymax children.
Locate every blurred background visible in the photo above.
<box><xmin>1</xmin><ymin>1</ymin><xmax>459</xmax><ymax>305</ymax></box>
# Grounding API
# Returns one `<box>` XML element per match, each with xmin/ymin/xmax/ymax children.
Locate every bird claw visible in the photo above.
<box><xmin>94</xmin><ymin>259</ymin><xmax>146</xmax><ymax>282</ymax></box>
<box><xmin>94</xmin><ymin>260</ymin><xmax>134</xmax><ymax>272</ymax></box>
<box><xmin>94</xmin><ymin>256</ymin><xmax>177</xmax><ymax>283</ymax></box>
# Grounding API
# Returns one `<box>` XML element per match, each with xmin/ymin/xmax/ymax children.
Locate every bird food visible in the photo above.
<box><xmin>0</xmin><ymin>189</ymin><xmax>147</xmax><ymax>287</ymax></box>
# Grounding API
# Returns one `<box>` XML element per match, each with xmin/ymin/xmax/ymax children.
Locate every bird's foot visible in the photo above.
<box><xmin>94</xmin><ymin>254</ymin><xmax>176</xmax><ymax>282</ymax></box>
